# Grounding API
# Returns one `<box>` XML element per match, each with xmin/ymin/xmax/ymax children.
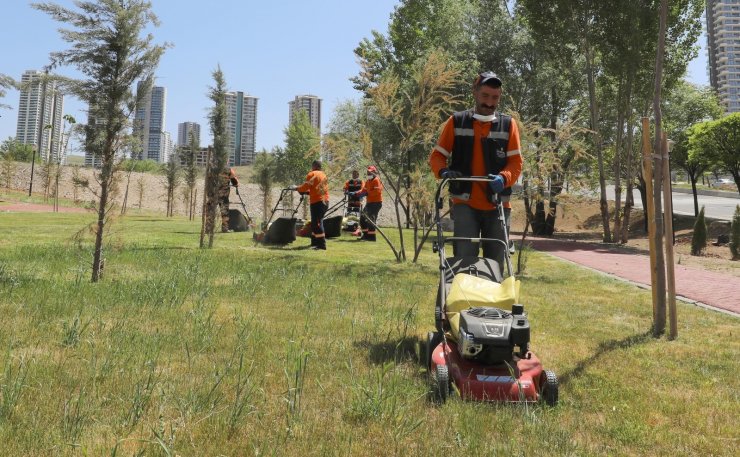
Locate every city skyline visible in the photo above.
<box><xmin>0</xmin><ymin>0</ymin><xmax>712</xmax><ymax>158</ymax></box>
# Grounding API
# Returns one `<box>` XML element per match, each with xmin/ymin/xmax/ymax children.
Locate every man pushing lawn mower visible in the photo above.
<box><xmin>291</xmin><ymin>160</ymin><xmax>329</xmax><ymax>250</ymax></box>
<box><xmin>424</xmin><ymin>71</ymin><xmax>557</xmax><ymax>405</ymax></box>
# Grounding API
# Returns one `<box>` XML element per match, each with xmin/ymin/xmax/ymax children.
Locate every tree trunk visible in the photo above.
<box><xmin>651</xmin><ymin>0</ymin><xmax>669</xmax><ymax>337</ymax></box>
<box><xmin>92</xmin><ymin>158</ymin><xmax>113</xmax><ymax>282</ymax></box>
<box><xmin>621</xmin><ymin>114</ymin><xmax>636</xmax><ymax>243</ymax></box>
<box><xmin>690</xmin><ymin>176</ymin><xmax>699</xmax><ymax>217</ymax></box>
<box><xmin>585</xmin><ymin>46</ymin><xmax>611</xmax><ymax>243</ymax></box>
<box><xmin>612</xmin><ymin>89</ymin><xmax>625</xmax><ymax>240</ymax></box>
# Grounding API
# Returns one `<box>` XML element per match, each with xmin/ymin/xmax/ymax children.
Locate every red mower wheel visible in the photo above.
<box><xmin>541</xmin><ymin>370</ymin><xmax>558</xmax><ymax>406</ymax></box>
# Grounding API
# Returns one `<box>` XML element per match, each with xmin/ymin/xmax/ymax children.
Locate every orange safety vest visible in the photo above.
<box><xmin>297</xmin><ymin>170</ymin><xmax>329</xmax><ymax>204</ymax></box>
<box><xmin>361</xmin><ymin>176</ymin><xmax>383</xmax><ymax>203</ymax></box>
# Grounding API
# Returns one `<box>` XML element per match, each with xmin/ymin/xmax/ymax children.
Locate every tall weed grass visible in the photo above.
<box><xmin>0</xmin><ymin>212</ymin><xmax>737</xmax><ymax>455</ymax></box>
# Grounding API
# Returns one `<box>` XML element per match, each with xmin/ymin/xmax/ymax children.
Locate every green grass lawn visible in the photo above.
<box><xmin>0</xmin><ymin>211</ymin><xmax>737</xmax><ymax>456</ymax></box>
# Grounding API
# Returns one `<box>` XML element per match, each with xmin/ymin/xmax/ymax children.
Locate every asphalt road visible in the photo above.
<box><xmin>604</xmin><ymin>185</ymin><xmax>738</xmax><ymax>221</ymax></box>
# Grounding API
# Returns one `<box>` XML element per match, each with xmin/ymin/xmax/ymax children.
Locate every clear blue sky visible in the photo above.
<box><xmin>0</xmin><ymin>0</ymin><xmax>401</xmax><ymax>155</ymax></box>
<box><xmin>0</xmin><ymin>0</ymin><xmax>709</xmax><ymax>156</ymax></box>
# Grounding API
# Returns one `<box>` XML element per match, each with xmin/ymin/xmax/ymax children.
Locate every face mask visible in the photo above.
<box><xmin>473</xmin><ymin>113</ymin><xmax>496</xmax><ymax>122</ymax></box>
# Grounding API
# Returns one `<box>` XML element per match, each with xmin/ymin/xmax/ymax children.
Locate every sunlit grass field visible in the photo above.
<box><xmin>0</xmin><ymin>209</ymin><xmax>737</xmax><ymax>456</ymax></box>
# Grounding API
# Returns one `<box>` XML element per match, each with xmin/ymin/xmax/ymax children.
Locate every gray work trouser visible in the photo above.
<box><xmin>452</xmin><ymin>203</ymin><xmax>511</xmax><ymax>273</ymax></box>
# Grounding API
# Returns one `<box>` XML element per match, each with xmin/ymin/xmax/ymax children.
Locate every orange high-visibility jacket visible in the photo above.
<box><xmin>360</xmin><ymin>176</ymin><xmax>383</xmax><ymax>203</ymax></box>
<box><xmin>297</xmin><ymin>170</ymin><xmax>329</xmax><ymax>204</ymax></box>
<box><xmin>428</xmin><ymin>114</ymin><xmax>522</xmax><ymax>210</ymax></box>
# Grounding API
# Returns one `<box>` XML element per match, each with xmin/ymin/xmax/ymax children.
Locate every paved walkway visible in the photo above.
<box><xmin>527</xmin><ymin>237</ymin><xmax>740</xmax><ymax>316</ymax></box>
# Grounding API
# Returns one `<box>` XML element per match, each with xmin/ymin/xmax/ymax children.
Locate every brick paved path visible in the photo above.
<box><xmin>527</xmin><ymin>237</ymin><xmax>739</xmax><ymax>316</ymax></box>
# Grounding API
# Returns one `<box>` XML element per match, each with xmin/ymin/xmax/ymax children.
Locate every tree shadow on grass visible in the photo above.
<box><xmin>354</xmin><ymin>335</ymin><xmax>423</xmax><ymax>367</ymax></box>
<box><xmin>558</xmin><ymin>330</ymin><xmax>653</xmax><ymax>386</ymax></box>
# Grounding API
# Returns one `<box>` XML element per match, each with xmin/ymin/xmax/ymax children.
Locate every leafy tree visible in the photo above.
<box><xmin>690</xmin><ymin>113</ymin><xmax>740</xmax><ymax>193</ymax></box>
<box><xmin>33</xmin><ymin>0</ymin><xmax>168</xmax><ymax>282</ymax></box>
<box><xmin>202</xmin><ymin>66</ymin><xmax>229</xmax><ymax>248</ymax></box>
<box><xmin>252</xmin><ymin>149</ymin><xmax>277</xmax><ymax>223</ymax></box>
<box><xmin>0</xmin><ymin>74</ymin><xmax>15</xmax><ymax>110</ymax></box>
<box><xmin>663</xmin><ymin>81</ymin><xmax>722</xmax><ymax>216</ymax></box>
<box><xmin>0</xmin><ymin>137</ymin><xmax>35</xmax><ymax>162</ymax></box>
<box><xmin>275</xmin><ymin>109</ymin><xmax>320</xmax><ymax>187</ymax></box>
<box><xmin>690</xmin><ymin>205</ymin><xmax>707</xmax><ymax>256</ymax></box>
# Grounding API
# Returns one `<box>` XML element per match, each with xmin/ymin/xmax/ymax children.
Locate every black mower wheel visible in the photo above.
<box><xmin>541</xmin><ymin>370</ymin><xmax>559</xmax><ymax>406</ymax></box>
<box><xmin>425</xmin><ymin>331</ymin><xmax>443</xmax><ymax>371</ymax></box>
<box><xmin>432</xmin><ymin>365</ymin><xmax>450</xmax><ymax>404</ymax></box>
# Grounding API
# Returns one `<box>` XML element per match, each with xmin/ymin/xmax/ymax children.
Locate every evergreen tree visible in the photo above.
<box><xmin>183</xmin><ymin>131</ymin><xmax>199</xmax><ymax>220</ymax></box>
<box><xmin>202</xmin><ymin>66</ymin><xmax>228</xmax><ymax>248</ymax></box>
<box><xmin>253</xmin><ymin>149</ymin><xmax>277</xmax><ymax>224</ymax></box>
<box><xmin>33</xmin><ymin>0</ymin><xmax>167</xmax><ymax>282</ymax></box>
<box><xmin>691</xmin><ymin>206</ymin><xmax>707</xmax><ymax>256</ymax></box>
<box><xmin>730</xmin><ymin>205</ymin><xmax>740</xmax><ymax>260</ymax></box>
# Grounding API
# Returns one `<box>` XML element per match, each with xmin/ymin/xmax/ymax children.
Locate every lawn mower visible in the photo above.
<box><xmin>227</xmin><ymin>185</ymin><xmax>255</xmax><ymax>232</ymax></box>
<box><xmin>425</xmin><ymin>176</ymin><xmax>558</xmax><ymax>406</ymax></box>
<box><xmin>253</xmin><ymin>188</ymin><xmax>304</xmax><ymax>245</ymax></box>
<box><xmin>322</xmin><ymin>195</ymin><xmax>348</xmax><ymax>238</ymax></box>
<box><xmin>296</xmin><ymin>195</ymin><xmax>357</xmax><ymax>239</ymax></box>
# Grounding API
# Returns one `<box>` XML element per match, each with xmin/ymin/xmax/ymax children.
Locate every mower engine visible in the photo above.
<box><xmin>458</xmin><ymin>304</ymin><xmax>530</xmax><ymax>364</ymax></box>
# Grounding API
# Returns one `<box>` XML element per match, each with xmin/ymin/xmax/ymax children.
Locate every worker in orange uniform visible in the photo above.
<box><xmin>293</xmin><ymin>160</ymin><xmax>330</xmax><ymax>250</ymax></box>
<box><xmin>218</xmin><ymin>166</ymin><xmax>239</xmax><ymax>233</ymax></box>
<box><xmin>349</xmin><ymin>165</ymin><xmax>383</xmax><ymax>241</ymax></box>
<box><xmin>428</xmin><ymin>71</ymin><xmax>522</xmax><ymax>270</ymax></box>
<box><xmin>343</xmin><ymin>170</ymin><xmax>363</xmax><ymax>217</ymax></box>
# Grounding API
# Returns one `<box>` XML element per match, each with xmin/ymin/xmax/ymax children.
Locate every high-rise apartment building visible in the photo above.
<box><xmin>224</xmin><ymin>91</ymin><xmax>258</xmax><ymax>165</ymax></box>
<box><xmin>15</xmin><ymin>70</ymin><xmax>65</xmax><ymax>162</ymax></box>
<box><xmin>133</xmin><ymin>81</ymin><xmax>168</xmax><ymax>162</ymax></box>
<box><xmin>707</xmin><ymin>0</ymin><xmax>740</xmax><ymax>113</ymax></box>
<box><xmin>288</xmin><ymin>94</ymin><xmax>322</xmax><ymax>135</ymax></box>
<box><xmin>177</xmin><ymin>122</ymin><xmax>201</xmax><ymax>147</ymax></box>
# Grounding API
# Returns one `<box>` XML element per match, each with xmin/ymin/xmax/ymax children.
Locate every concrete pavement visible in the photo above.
<box><xmin>527</xmin><ymin>237</ymin><xmax>739</xmax><ymax>316</ymax></box>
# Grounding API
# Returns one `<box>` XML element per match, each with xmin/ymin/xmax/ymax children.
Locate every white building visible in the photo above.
<box><xmin>288</xmin><ymin>94</ymin><xmax>322</xmax><ymax>135</ymax></box>
<box><xmin>177</xmin><ymin>121</ymin><xmax>201</xmax><ymax>147</ymax></box>
<box><xmin>15</xmin><ymin>70</ymin><xmax>65</xmax><ymax>162</ymax></box>
<box><xmin>707</xmin><ymin>0</ymin><xmax>740</xmax><ymax>113</ymax></box>
<box><xmin>224</xmin><ymin>91</ymin><xmax>258</xmax><ymax>165</ymax></box>
<box><xmin>133</xmin><ymin>81</ymin><xmax>168</xmax><ymax>162</ymax></box>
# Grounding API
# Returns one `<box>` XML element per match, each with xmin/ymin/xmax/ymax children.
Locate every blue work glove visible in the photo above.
<box><xmin>440</xmin><ymin>168</ymin><xmax>463</xmax><ymax>179</ymax></box>
<box><xmin>488</xmin><ymin>174</ymin><xmax>505</xmax><ymax>193</ymax></box>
